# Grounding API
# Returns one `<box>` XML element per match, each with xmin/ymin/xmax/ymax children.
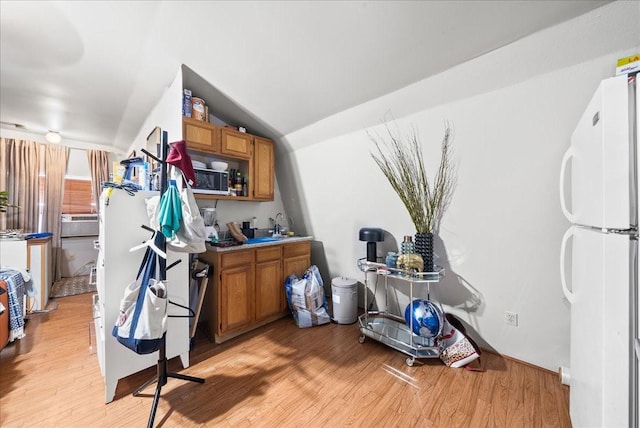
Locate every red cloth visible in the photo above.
<box><xmin>166</xmin><ymin>140</ymin><xmax>196</xmax><ymax>186</ymax></box>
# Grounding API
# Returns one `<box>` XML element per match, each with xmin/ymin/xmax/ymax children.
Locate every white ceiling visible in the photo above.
<box><xmin>0</xmin><ymin>0</ymin><xmax>611</xmax><ymax>152</ymax></box>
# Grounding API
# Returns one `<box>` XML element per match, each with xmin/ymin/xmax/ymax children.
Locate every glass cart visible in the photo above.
<box><xmin>357</xmin><ymin>258</ymin><xmax>444</xmax><ymax>366</ymax></box>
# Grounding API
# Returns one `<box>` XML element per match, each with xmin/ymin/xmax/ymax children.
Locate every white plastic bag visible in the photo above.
<box><xmin>285</xmin><ymin>265</ymin><xmax>330</xmax><ymax>328</ymax></box>
<box><xmin>169</xmin><ymin>182</ymin><xmax>206</xmax><ymax>253</ymax></box>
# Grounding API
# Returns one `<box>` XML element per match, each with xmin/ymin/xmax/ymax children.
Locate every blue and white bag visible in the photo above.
<box><xmin>285</xmin><ymin>265</ymin><xmax>330</xmax><ymax>328</ymax></box>
<box><xmin>112</xmin><ymin>244</ymin><xmax>167</xmax><ymax>354</ymax></box>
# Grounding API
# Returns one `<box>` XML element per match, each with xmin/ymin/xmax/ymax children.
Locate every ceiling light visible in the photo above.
<box><xmin>45</xmin><ymin>131</ymin><xmax>61</xmax><ymax>144</ymax></box>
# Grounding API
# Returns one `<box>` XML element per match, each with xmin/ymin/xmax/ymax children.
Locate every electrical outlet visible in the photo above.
<box><xmin>505</xmin><ymin>311</ymin><xmax>518</xmax><ymax>326</ymax></box>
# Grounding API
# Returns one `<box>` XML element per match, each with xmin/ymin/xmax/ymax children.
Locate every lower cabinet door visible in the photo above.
<box><xmin>219</xmin><ymin>264</ymin><xmax>254</xmax><ymax>335</ymax></box>
<box><xmin>283</xmin><ymin>255</ymin><xmax>310</xmax><ymax>280</ymax></box>
<box><xmin>255</xmin><ymin>259</ymin><xmax>283</xmax><ymax>321</ymax></box>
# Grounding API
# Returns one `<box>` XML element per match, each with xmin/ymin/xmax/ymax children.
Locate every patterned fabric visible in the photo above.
<box><xmin>437</xmin><ymin>321</ymin><xmax>480</xmax><ymax>369</ymax></box>
<box><xmin>0</xmin><ymin>268</ymin><xmax>26</xmax><ymax>342</ymax></box>
<box><xmin>439</xmin><ymin>332</ymin><xmax>478</xmax><ymax>367</ymax></box>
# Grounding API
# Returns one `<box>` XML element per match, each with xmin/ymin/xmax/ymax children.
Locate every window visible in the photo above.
<box><xmin>62</xmin><ymin>178</ymin><xmax>94</xmax><ymax>214</ymax></box>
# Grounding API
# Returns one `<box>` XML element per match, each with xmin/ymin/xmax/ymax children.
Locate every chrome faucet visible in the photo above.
<box><xmin>273</xmin><ymin>213</ymin><xmax>283</xmax><ymax>236</ymax></box>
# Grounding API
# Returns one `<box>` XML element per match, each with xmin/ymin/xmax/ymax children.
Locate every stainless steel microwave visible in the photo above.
<box><xmin>192</xmin><ymin>168</ymin><xmax>229</xmax><ymax>195</ymax></box>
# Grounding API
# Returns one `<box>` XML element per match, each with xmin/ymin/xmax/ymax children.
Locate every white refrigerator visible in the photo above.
<box><xmin>560</xmin><ymin>74</ymin><xmax>639</xmax><ymax>428</ymax></box>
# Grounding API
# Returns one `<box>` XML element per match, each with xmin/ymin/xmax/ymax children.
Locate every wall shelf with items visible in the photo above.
<box><xmin>182</xmin><ymin>117</ymin><xmax>274</xmax><ymax>201</ymax></box>
<box><xmin>191</xmin><ymin>193</ymin><xmax>252</xmax><ymax>202</ymax></box>
<box><xmin>189</xmin><ymin>151</ymin><xmax>251</xmax><ymax>201</ymax></box>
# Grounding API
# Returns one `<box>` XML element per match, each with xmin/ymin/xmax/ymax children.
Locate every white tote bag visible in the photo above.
<box><xmin>169</xmin><ymin>179</ymin><xmax>206</xmax><ymax>253</ymax></box>
<box><xmin>112</xmin><ymin>245</ymin><xmax>168</xmax><ymax>354</ymax></box>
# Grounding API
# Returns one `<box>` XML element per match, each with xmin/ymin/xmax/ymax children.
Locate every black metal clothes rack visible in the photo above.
<box><xmin>136</xmin><ymin>131</ymin><xmax>204</xmax><ymax>428</ymax></box>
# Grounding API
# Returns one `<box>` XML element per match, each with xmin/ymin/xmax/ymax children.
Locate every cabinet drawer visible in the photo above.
<box><xmin>256</xmin><ymin>246</ymin><xmax>282</xmax><ymax>263</ymax></box>
<box><xmin>283</xmin><ymin>241</ymin><xmax>311</xmax><ymax>259</ymax></box>
<box><xmin>221</xmin><ymin>250</ymin><xmax>254</xmax><ymax>269</ymax></box>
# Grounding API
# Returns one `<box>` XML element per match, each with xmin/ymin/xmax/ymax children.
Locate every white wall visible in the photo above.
<box><xmin>195</xmin><ymin>175</ymin><xmax>290</xmax><ymax>236</ymax></box>
<box><xmin>128</xmin><ymin>68</ymin><xmax>183</xmax><ymax>157</ymax></box>
<box><xmin>278</xmin><ymin>1</ymin><xmax>640</xmax><ymax>371</ymax></box>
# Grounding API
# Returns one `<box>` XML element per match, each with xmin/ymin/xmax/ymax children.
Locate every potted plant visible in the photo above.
<box><xmin>370</xmin><ymin>122</ymin><xmax>456</xmax><ymax>272</ymax></box>
<box><xmin>0</xmin><ymin>190</ymin><xmax>18</xmax><ymax>231</ymax></box>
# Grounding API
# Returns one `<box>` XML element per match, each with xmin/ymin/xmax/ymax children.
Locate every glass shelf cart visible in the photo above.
<box><xmin>357</xmin><ymin>258</ymin><xmax>444</xmax><ymax>366</ymax></box>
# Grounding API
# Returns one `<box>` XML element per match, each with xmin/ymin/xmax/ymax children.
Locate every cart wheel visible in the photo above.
<box><xmin>358</xmin><ymin>335</ymin><xmax>365</xmax><ymax>343</ymax></box>
<box><xmin>406</xmin><ymin>357</ymin><xmax>414</xmax><ymax>367</ymax></box>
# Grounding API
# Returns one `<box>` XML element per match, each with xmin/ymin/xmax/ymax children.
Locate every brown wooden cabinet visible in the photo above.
<box><xmin>199</xmin><ymin>240</ymin><xmax>311</xmax><ymax>343</ymax></box>
<box><xmin>183</xmin><ymin>117</ymin><xmax>221</xmax><ymax>153</ymax></box>
<box><xmin>182</xmin><ymin>117</ymin><xmax>275</xmax><ymax>202</ymax></box>
<box><xmin>221</xmin><ymin>128</ymin><xmax>252</xmax><ymax>159</ymax></box>
<box><xmin>283</xmin><ymin>241</ymin><xmax>311</xmax><ymax>279</ymax></box>
<box><xmin>218</xmin><ymin>251</ymin><xmax>254</xmax><ymax>336</ymax></box>
<box><xmin>255</xmin><ymin>246</ymin><xmax>283</xmax><ymax>321</ymax></box>
<box><xmin>252</xmin><ymin>137</ymin><xmax>274</xmax><ymax>200</ymax></box>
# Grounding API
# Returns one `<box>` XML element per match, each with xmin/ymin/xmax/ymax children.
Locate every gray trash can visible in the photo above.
<box><xmin>331</xmin><ymin>277</ymin><xmax>358</xmax><ymax>324</ymax></box>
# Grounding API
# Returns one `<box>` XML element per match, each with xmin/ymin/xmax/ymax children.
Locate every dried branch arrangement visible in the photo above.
<box><xmin>370</xmin><ymin>122</ymin><xmax>456</xmax><ymax>234</ymax></box>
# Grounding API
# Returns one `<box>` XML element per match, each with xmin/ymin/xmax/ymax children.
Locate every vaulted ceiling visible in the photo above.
<box><xmin>0</xmin><ymin>1</ymin><xmax>611</xmax><ymax>152</ymax></box>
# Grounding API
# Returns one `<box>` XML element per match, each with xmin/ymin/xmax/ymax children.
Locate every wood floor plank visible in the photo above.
<box><xmin>0</xmin><ymin>293</ymin><xmax>572</xmax><ymax>427</ymax></box>
<box><xmin>523</xmin><ymin>363</ymin><xmax>544</xmax><ymax>426</ymax></box>
<box><xmin>487</xmin><ymin>357</ymin><xmax>511</xmax><ymax>426</ymax></box>
<box><xmin>540</xmin><ymin>366</ymin><xmax>564</xmax><ymax>427</ymax></box>
<box><xmin>505</xmin><ymin>358</ymin><xmax>525</xmax><ymax>426</ymax></box>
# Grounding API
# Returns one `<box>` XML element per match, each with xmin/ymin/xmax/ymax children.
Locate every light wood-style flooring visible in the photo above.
<box><xmin>0</xmin><ymin>293</ymin><xmax>571</xmax><ymax>427</ymax></box>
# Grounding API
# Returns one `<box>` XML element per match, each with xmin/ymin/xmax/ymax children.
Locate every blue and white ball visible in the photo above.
<box><xmin>404</xmin><ymin>299</ymin><xmax>443</xmax><ymax>338</ymax></box>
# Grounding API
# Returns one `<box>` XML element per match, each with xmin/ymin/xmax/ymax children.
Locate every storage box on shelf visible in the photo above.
<box><xmin>182</xmin><ymin>117</ymin><xmax>274</xmax><ymax>201</ymax></box>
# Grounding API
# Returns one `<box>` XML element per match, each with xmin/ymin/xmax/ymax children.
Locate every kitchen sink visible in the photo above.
<box><xmin>245</xmin><ymin>237</ymin><xmax>282</xmax><ymax>244</ymax></box>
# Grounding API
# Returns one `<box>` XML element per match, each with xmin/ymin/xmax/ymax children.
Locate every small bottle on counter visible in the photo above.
<box><xmin>401</xmin><ymin>235</ymin><xmax>414</xmax><ymax>254</ymax></box>
<box><xmin>385</xmin><ymin>251</ymin><xmax>398</xmax><ymax>268</ymax></box>
<box><xmin>234</xmin><ymin>172</ymin><xmax>242</xmax><ymax>196</ymax></box>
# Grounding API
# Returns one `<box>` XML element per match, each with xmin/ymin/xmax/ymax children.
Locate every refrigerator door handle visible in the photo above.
<box><xmin>559</xmin><ymin>146</ymin><xmax>576</xmax><ymax>223</ymax></box>
<box><xmin>560</xmin><ymin>226</ymin><xmax>575</xmax><ymax>304</ymax></box>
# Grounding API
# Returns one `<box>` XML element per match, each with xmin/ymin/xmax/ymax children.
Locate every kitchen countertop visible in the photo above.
<box><xmin>205</xmin><ymin>236</ymin><xmax>313</xmax><ymax>252</ymax></box>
